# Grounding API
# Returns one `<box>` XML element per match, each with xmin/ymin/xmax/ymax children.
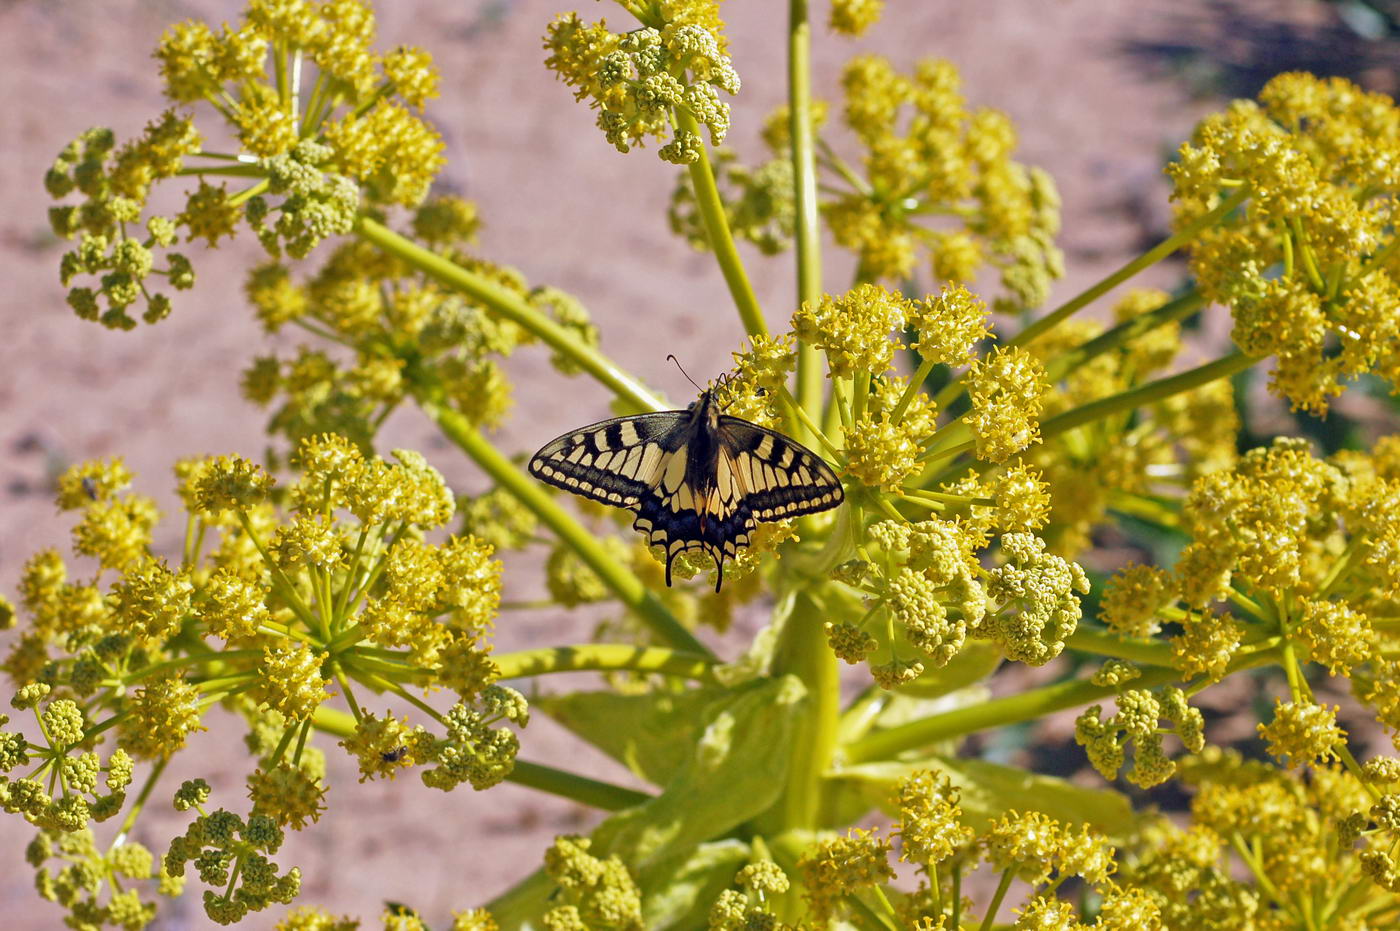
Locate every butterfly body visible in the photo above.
<box><xmin>529</xmin><ymin>389</ymin><xmax>843</xmax><ymax>591</ymax></box>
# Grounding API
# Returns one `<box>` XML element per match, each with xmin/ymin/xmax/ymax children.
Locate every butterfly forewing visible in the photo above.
<box><xmin>717</xmin><ymin>417</ymin><xmax>844</xmax><ymax>521</ymax></box>
<box><xmin>527</xmin><ymin>412</ymin><xmax>689</xmax><ymax>507</ymax></box>
<box><xmin>528</xmin><ymin>392</ymin><xmax>844</xmax><ymax>592</ymax></box>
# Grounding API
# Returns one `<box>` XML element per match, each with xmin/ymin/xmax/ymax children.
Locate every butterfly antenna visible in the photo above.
<box><xmin>713</xmin><ymin>371</ymin><xmax>738</xmax><ymax>410</ymax></box>
<box><xmin>667</xmin><ymin>354</ymin><xmax>705</xmax><ymax>395</ymax></box>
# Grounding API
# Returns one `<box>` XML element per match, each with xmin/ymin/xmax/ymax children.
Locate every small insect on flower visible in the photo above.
<box><xmin>81</xmin><ymin>476</ymin><xmax>99</xmax><ymax>500</ymax></box>
<box><xmin>529</xmin><ymin>358</ymin><xmax>843</xmax><ymax>591</ymax></box>
<box><xmin>380</xmin><ymin>746</ymin><xmax>408</xmax><ymax>764</ymax></box>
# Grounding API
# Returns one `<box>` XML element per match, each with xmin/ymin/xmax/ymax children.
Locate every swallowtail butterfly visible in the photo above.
<box><xmin>528</xmin><ymin>380</ymin><xmax>844</xmax><ymax>592</ymax></box>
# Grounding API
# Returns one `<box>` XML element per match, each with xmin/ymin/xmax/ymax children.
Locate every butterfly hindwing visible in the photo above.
<box><xmin>631</xmin><ymin>444</ymin><xmax>758</xmax><ymax>589</ymax></box>
<box><xmin>717</xmin><ymin>417</ymin><xmax>844</xmax><ymax>521</ymax></box>
<box><xmin>527</xmin><ymin>412</ymin><xmax>688</xmax><ymax>508</ymax></box>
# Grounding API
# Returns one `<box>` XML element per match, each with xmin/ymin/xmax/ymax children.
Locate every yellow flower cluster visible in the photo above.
<box><xmin>827</xmin><ymin>517</ymin><xmax>1089</xmax><ymax>687</ymax></box>
<box><xmin>965</xmin><ymin>346</ymin><xmax>1047</xmax><ymax>463</ymax></box>
<box><xmin>669</xmin><ymin>53</ymin><xmax>1059</xmax><ymax>296</ymax></box>
<box><xmin>0</xmin><ymin>434</ymin><xmax>522</xmax><ymax>926</ymax></box>
<box><xmin>708</xmin><ymin>861</ymin><xmax>790</xmax><ymax>930</ymax></box>
<box><xmin>157</xmin><ymin>1</ymin><xmax>443</xmax><ymax>201</ymax></box>
<box><xmin>1097</xmin><ymin>436</ymin><xmax>1390</xmax><ymax>672</ymax></box>
<box><xmin>800</xmin><ymin>768</ymin><xmax>1125</xmax><ymax>928</ymax></box>
<box><xmin>240</xmin><ymin>195</ymin><xmax>598</xmax><ymax>449</ymax></box>
<box><xmin>540</xmin><ymin>835</ymin><xmax>643</xmax><ymax>930</ymax></box>
<box><xmin>1118</xmin><ymin>749</ymin><xmax>1400</xmax><ymax>927</ymax></box>
<box><xmin>980</xmin><ymin>532</ymin><xmax>1089</xmax><ymax>665</ymax></box>
<box><xmin>842</xmin><ymin>374</ymin><xmax>941</xmax><ymax>490</ymax></box>
<box><xmin>782</xmin><ymin>281</ymin><xmax>1051</xmax><ymax>492</ymax></box>
<box><xmin>46</xmin><ymin>0</ymin><xmax>449</xmax><ymax>329</ymax></box>
<box><xmin>27</xmin><ymin>826</ymin><xmax>173</xmax><ymax>930</ymax></box>
<box><xmin>834</xmin><ymin>518</ymin><xmax>984</xmax><ymax>686</ymax></box>
<box><xmin>1076</xmin><ymin>686</ymin><xmax>1205</xmax><ymax>788</ymax></box>
<box><xmin>164</xmin><ymin>786</ymin><xmax>301</xmax><ymax>923</ymax></box>
<box><xmin>829</xmin><ymin>0</ymin><xmax>885</xmax><ymax>36</ymax></box>
<box><xmin>797</xmin><ymin>827</ymin><xmax>896</xmax><ymax>923</ymax></box>
<box><xmin>47</xmin><ymin>118</ymin><xmax>201</xmax><ymax>329</ymax></box>
<box><xmin>1026</xmin><ymin>290</ymin><xmax>1239</xmax><ymax>556</ymax></box>
<box><xmin>824</xmin><ymin>56</ymin><xmax>1062</xmax><ymax>303</ymax></box>
<box><xmin>1170</xmin><ymin>72</ymin><xmax>1400</xmax><ymax>412</ymax></box>
<box><xmin>792</xmin><ymin>282</ymin><xmax>911</xmax><ymax>378</ymax></box>
<box><xmin>544</xmin><ymin>2</ymin><xmax>739</xmax><ymax>163</ymax></box>
<box><xmin>1089</xmin><ymin>435</ymin><xmax>1400</xmax><ymax>786</ymax></box>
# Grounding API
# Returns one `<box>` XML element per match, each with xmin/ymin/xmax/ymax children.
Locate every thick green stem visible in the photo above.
<box><xmin>310</xmin><ymin>706</ymin><xmax>649</xmax><ymax>810</ymax></box>
<box><xmin>418</xmin><ymin>396</ymin><xmax>712</xmax><ymax>658</ymax></box>
<box><xmin>844</xmin><ymin>667</ymin><xmax>1180</xmax><ymax>763</ymax></box>
<box><xmin>1009</xmin><ymin>184</ymin><xmax>1251</xmax><ymax>350</ymax></box>
<box><xmin>788</xmin><ymin>0</ymin><xmax>825</xmax><ymax>435</ymax></box>
<box><xmin>979</xmin><ymin>870</ymin><xmax>1016</xmax><ymax>931</ymax></box>
<box><xmin>111</xmin><ymin>757</ymin><xmax>168</xmax><ymax>848</ymax></box>
<box><xmin>675</xmin><ymin>110</ymin><xmax>767</xmax><ymax>339</ymax></box>
<box><xmin>1065</xmin><ymin>627</ymin><xmax>1178</xmax><ymax>667</ymax></box>
<box><xmin>508</xmin><ymin>760</ymin><xmax>651</xmax><ymax>810</ymax></box>
<box><xmin>355</xmin><ymin>216</ymin><xmax>663</xmax><ymax>414</ymax></box>
<box><xmin>344</xmin><ymin>643</ymin><xmax>717</xmax><ymax>683</ymax></box>
<box><xmin>845</xmin><ymin>643</ymin><xmax>1279</xmax><ymax>762</ymax></box>
<box><xmin>1045</xmin><ymin>289</ymin><xmax>1207</xmax><ymax>382</ymax></box>
<box><xmin>766</xmin><ymin>591</ymin><xmax>839</xmax><ymax>828</ymax></box>
<box><xmin>493</xmin><ymin>645</ymin><xmax>717</xmax><ymax>683</ymax></box>
<box><xmin>1038</xmin><ymin>351</ymin><xmax>1254</xmax><ymax>442</ymax></box>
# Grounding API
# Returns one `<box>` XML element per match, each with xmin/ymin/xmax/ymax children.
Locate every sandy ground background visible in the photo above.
<box><xmin>2</xmin><ymin>0</ymin><xmax>1398</xmax><ymax>926</ymax></box>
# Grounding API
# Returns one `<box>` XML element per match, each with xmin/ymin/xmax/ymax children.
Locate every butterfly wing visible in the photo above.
<box><xmin>630</xmin><ymin>434</ymin><xmax>758</xmax><ymax>590</ymax></box>
<box><xmin>528</xmin><ymin>411</ymin><xmax>691</xmax><ymax>508</ymax></box>
<box><xmin>637</xmin><ymin>416</ymin><xmax>844</xmax><ymax>591</ymax></box>
<box><xmin>529</xmin><ymin>404</ymin><xmax>843</xmax><ymax>593</ymax></box>
<box><xmin>716</xmin><ymin>416</ymin><xmax>844</xmax><ymax>521</ymax></box>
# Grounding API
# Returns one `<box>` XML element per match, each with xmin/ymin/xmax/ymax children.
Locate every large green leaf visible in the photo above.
<box><xmin>833</xmin><ymin>756</ymin><xmax>1137</xmax><ymax>839</ymax></box>
<box><xmin>893</xmin><ymin>640</ymin><xmax>1003</xmax><ymax>698</ymax></box>
<box><xmin>713</xmin><ymin>589</ymin><xmax>794</xmax><ymax>686</ymax></box>
<box><xmin>638</xmin><ymin>839</ymin><xmax>751</xmax><ymax>929</ymax></box>
<box><xmin>490</xmin><ymin>677</ymin><xmax>807</xmax><ymax>930</ymax></box>
<box><xmin>593</xmin><ymin>675</ymin><xmax>808</xmax><ymax>867</ymax></box>
<box><xmin>533</xmin><ymin>685</ymin><xmax>721</xmax><ymax>786</ymax></box>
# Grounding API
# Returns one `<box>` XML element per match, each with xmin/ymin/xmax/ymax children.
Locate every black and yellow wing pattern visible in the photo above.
<box><xmin>528</xmin><ymin>390</ymin><xmax>843</xmax><ymax>591</ymax></box>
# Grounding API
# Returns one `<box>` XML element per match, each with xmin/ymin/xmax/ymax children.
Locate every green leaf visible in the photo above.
<box><xmin>593</xmin><ymin>675</ymin><xmax>808</xmax><ymax>867</ymax></box>
<box><xmin>638</xmin><ymin>839</ymin><xmax>750</xmax><ymax>930</ymax></box>
<box><xmin>873</xmin><ymin>685</ymin><xmax>989</xmax><ymax>731</ymax></box>
<box><xmin>490</xmin><ymin>677</ymin><xmax>807</xmax><ymax>929</ymax></box>
<box><xmin>714</xmin><ymin>589</ymin><xmax>795</xmax><ymax>686</ymax></box>
<box><xmin>894</xmin><ymin>640</ymin><xmax>1002</xmax><ymax>698</ymax></box>
<box><xmin>833</xmin><ymin>755</ymin><xmax>1136</xmax><ymax>839</ymax></box>
<box><xmin>533</xmin><ymin>686</ymin><xmax>719</xmax><ymax>786</ymax></box>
